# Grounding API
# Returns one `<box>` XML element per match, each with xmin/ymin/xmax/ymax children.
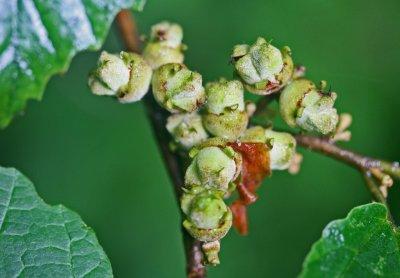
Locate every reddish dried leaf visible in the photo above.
<box><xmin>229</xmin><ymin>142</ymin><xmax>270</xmax><ymax>193</ymax></box>
<box><xmin>230</xmin><ymin>201</ymin><xmax>248</xmax><ymax>235</ymax></box>
<box><xmin>228</xmin><ymin>142</ymin><xmax>270</xmax><ymax>234</ymax></box>
<box><xmin>236</xmin><ymin>183</ymin><xmax>257</xmax><ymax>205</ymax></box>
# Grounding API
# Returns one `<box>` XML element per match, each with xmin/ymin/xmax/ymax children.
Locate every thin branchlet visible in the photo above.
<box><xmin>115</xmin><ymin>10</ymin><xmax>206</xmax><ymax>278</ymax></box>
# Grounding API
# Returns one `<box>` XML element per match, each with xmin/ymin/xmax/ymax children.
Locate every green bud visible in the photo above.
<box><xmin>89</xmin><ymin>51</ymin><xmax>130</xmax><ymax>95</ymax></box>
<box><xmin>202</xmin><ymin>110</ymin><xmax>248</xmax><ymax>140</ymax></box>
<box><xmin>88</xmin><ymin>51</ymin><xmax>152</xmax><ymax>103</ymax></box>
<box><xmin>150</xmin><ymin>21</ymin><xmax>183</xmax><ymax>48</ymax></box>
<box><xmin>166</xmin><ymin>112</ymin><xmax>208</xmax><ymax>149</ymax></box>
<box><xmin>143</xmin><ymin>21</ymin><xmax>185</xmax><ymax>69</ymax></box>
<box><xmin>184</xmin><ymin>190</ymin><xmax>227</xmax><ymax>229</ymax></box>
<box><xmin>239</xmin><ymin>126</ymin><xmax>267</xmax><ymax>143</ymax></box>
<box><xmin>265</xmin><ymin>129</ymin><xmax>296</xmax><ymax>170</ymax></box>
<box><xmin>231</xmin><ymin>38</ymin><xmax>294</xmax><ymax>95</ymax></box>
<box><xmin>279</xmin><ymin>79</ymin><xmax>339</xmax><ymax>134</ymax></box>
<box><xmin>118</xmin><ymin>52</ymin><xmax>152</xmax><ymax>103</ymax></box>
<box><xmin>205</xmin><ymin>78</ymin><xmax>244</xmax><ymax>115</ymax></box>
<box><xmin>152</xmin><ymin>63</ymin><xmax>206</xmax><ymax>113</ymax></box>
<box><xmin>185</xmin><ymin>146</ymin><xmax>238</xmax><ymax>192</ymax></box>
<box><xmin>88</xmin><ymin>75</ymin><xmax>115</xmax><ymax>96</ymax></box>
<box><xmin>143</xmin><ymin>43</ymin><xmax>184</xmax><ymax>70</ymax></box>
<box><xmin>181</xmin><ymin>188</ymin><xmax>232</xmax><ymax>242</ymax></box>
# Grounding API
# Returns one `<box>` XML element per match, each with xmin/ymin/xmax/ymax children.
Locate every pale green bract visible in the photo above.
<box><xmin>0</xmin><ymin>166</ymin><xmax>112</xmax><ymax>277</ymax></box>
<box><xmin>0</xmin><ymin>0</ymin><xmax>146</xmax><ymax>128</ymax></box>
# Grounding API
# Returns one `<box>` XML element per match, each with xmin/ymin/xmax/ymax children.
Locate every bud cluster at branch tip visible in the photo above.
<box><xmin>87</xmin><ymin>19</ymin><xmax>353</xmax><ymax>268</ymax></box>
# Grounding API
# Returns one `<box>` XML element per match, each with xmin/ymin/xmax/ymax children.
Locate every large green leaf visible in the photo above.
<box><xmin>0</xmin><ymin>0</ymin><xmax>145</xmax><ymax>128</ymax></box>
<box><xmin>0</xmin><ymin>166</ymin><xmax>112</xmax><ymax>277</ymax></box>
<box><xmin>300</xmin><ymin>203</ymin><xmax>400</xmax><ymax>277</ymax></box>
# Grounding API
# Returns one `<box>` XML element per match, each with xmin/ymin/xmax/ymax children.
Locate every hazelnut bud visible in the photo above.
<box><xmin>150</xmin><ymin>21</ymin><xmax>183</xmax><ymax>48</ymax></box>
<box><xmin>166</xmin><ymin>112</ymin><xmax>208</xmax><ymax>149</ymax></box>
<box><xmin>239</xmin><ymin>126</ymin><xmax>267</xmax><ymax>143</ymax></box>
<box><xmin>185</xmin><ymin>146</ymin><xmax>238</xmax><ymax>192</ymax></box>
<box><xmin>205</xmin><ymin>79</ymin><xmax>245</xmax><ymax>115</ymax></box>
<box><xmin>279</xmin><ymin>79</ymin><xmax>339</xmax><ymax>135</ymax></box>
<box><xmin>264</xmin><ymin>130</ymin><xmax>296</xmax><ymax>170</ymax></box>
<box><xmin>88</xmin><ymin>51</ymin><xmax>152</xmax><ymax>103</ymax></box>
<box><xmin>152</xmin><ymin>63</ymin><xmax>206</xmax><ymax>113</ymax></box>
<box><xmin>118</xmin><ymin>52</ymin><xmax>152</xmax><ymax>103</ymax></box>
<box><xmin>181</xmin><ymin>189</ymin><xmax>228</xmax><ymax>229</ymax></box>
<box><xmin>89</xmin><ymin>51</ymin><xmax>130</xmax><ymax>95</ymax></box>
<box><xmin>143</xmin><ymin>21</ymin><xmax>185</xmax><ymax>69</ymax></box>
<box><xmin>202</xmin><ymin>110</ymin><xmax>249</xmax><ymax>140</ymax></box>
<box><xmin>231</xmin><ymin>38</ymin><xmax>294</xmax><ymax>95</ymax></box>
<box><xmin>181</xmin><ymin>187</ymin><xmax>232</xmax><ymax>242</ymax></box>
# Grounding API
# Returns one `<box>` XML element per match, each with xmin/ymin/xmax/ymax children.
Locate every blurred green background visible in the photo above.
<box><xmin>1</xmin><ymin>0</ymin><xmax>400</xmax><ymax>277</ymax></box>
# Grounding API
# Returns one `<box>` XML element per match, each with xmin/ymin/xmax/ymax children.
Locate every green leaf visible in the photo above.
<box><xmin>0</xmin><ymin>166</ymin><xmax>112</xmax><ymax>277</ymax></box>
<box><xmin>132</xmin><ymin>0</ymin><xmax>147</xmax><ymax>11</ymax></box>
<box><xmin>0</xmin><ymin>0</ymin><xmax>145</xmax><ymax>128</ymax></box>
<box><xmin>300</xmin><ymin>203</ymin><xmax>400</xmax><ymax>277</ymax></box>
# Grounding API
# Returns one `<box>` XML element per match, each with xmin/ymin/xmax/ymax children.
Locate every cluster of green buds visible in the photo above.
<box><xmin>143</xmin><ymin>21</ymin><xmax>185</xmax><ymax>69</ymax></box>
<box><xmin>181</xmin><ymin>144</ymin><xmax>242</xmax><ymax>264</ymax></box>
<box><xmin>88</xmin><ymin>51</ymin><xmax>152</xmax><ymax>103</ymax></box>
<box><xmin>88</xmin><ymin>19</ymin><xmax>347</xmax><ymax>267</ymax></box>
<box><xmin>231</xmin><ymin>37</ymin><xmax>294</xmax><ymax>95</ymax></box>
<box><xmin>280</xmin><ymin>79</ymin><xmax>339</xmax><ymax>135</ymax></box>
<box><xmin>202</xmin><ymin>79</ymin><xmax>249</xmax><ymax>140</ymax></box>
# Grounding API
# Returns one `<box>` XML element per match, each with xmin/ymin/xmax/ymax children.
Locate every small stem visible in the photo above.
<box><xmin>295</xmin><ymin>135</ymin><xmax>378</xmax><ymax>169</ymax></box>
<box><xmin>115</xmin><ymin>10</ymin><xmax>206</xmax><ymax>278</ymax></box>
<box><xmin>362</xmin><ymin>171</ymin><xmax>388</xmax><ymax>205</ymax></box>
<box><xmin>295</xmin><ymin>134</ymin><xmax>398</xmax><ymax>221</ymax></box>
<box><xmin>362</xmin><ymin>171</ymin><xmax>394</xmax><ymax>222</ymax></box>
<box><xmin>294</xmin><ymin>135</ymin><xmax>399</xmax><ymax>175</ymax></box>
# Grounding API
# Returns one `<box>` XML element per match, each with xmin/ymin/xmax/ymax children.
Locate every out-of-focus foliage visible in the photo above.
<box><xmin>0</xmin><ymin>0</ymin><xmax>144</xmax><ymax>128</ymax></box>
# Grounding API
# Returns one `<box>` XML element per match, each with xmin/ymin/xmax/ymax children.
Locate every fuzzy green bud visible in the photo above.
<box><xmin>185</xmin><ymin>146</ymin><xmax>238</xmax><ymax>192</ymax></box>
<box><xmin>166</xmin><ymin>112</ymin><xmax>208</xmax><ymax>149</ymax></box>
<box><xmin>182</xmin><ymin>189</ymin><xmax>227</xmax><ymax>229</ymax></box>
<box><xmin>150</xmin><ymin>21</ymin><xmax>183</xmax><ymax>48</ymax></box>
<box><xmin>88</xmin><ymin>51</ymin><xmax>152</xmax><ymax>103</ymax></box>
<box><xmin>118</xmin><ymin>52</ymin><xmax>152</xmax><ymax>103</ymax></box>
<box><xmin>181</xmin><ymin>187</ymin><xmax>232</xmax><ymax>242</ymax></box>
<box><xmin>205</xmin><ymin>79</ymin><xmax>244</xmax><ymax>115</ymax></box>
<box><xmin>202</xmin><ymin>110</ymin><xmax>248</xmax><ymax>140</ymax></box>
<box><xmin>279</xmin><ymin>79</ymin><xmax>339</xmax><ymax>134</ymax></box>
<box><xmin>239</xmin><ymin>126</ymin><xmax>267</xmax><ymax>143</ymax></box>
<box><xmin>231</xmin><ymin>38</ymin><xmax>294</xmax><ymax>95</ymax></box>
<box><xmin>152</xmin><ymin>63</ymin><xmax>206</xmax><ymax>113</ymax></box>
<box><xmin>265</xmin><ymin>130</ymin><xmax>296</xmax><ymax>170</ymax></box>
<box><xmin>89</xmin><ymin>51</ymin><xmax>130</xmax><ymax>95</ymax></box>
<box><xmin>143</xmin><ymin>21</ymin><xmax>185</xmax><ymax>69</ymax></box>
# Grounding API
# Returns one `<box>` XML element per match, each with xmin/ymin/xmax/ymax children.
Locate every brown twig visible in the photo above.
<box><xmin>295</xmin><ymin>134</ymin><xmax>399</xmax><ymax>219</ymax></box>
<box><xmin>115</xmin><ymin>10</ymin><xmax>206</xmax><ymax>278</ymax></box>
<box><xmin>295</xmin><ymin>134</ymin><xmax>400</xmax><ymax>179</ymax></box>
